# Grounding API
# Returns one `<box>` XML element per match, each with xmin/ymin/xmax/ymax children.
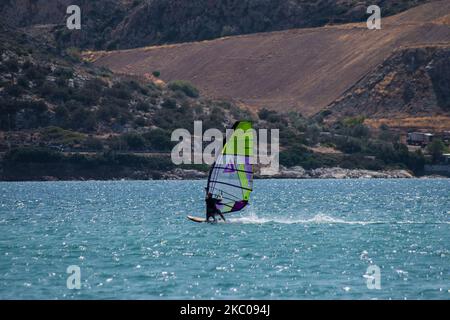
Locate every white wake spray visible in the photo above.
<box><xmin>228</xmin><ymin>212</ymin><xmax>380</xmax><ymax>225</ymax></box>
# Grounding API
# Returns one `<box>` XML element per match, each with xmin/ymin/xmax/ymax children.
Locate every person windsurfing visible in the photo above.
<box><xmin>186</xmin><ymin>121</ymin><xmax>253</xmax><ymax>224</ymax></box>
<box><xmin>205</xmin><ymin>191</ymin><xmax>226</xmax><ymax>222</ymax></box>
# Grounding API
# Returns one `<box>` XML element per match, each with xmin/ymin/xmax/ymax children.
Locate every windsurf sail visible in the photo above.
<box><xmin>206</xmin><ymin>121</ymin><xmax>254</xmax><ymax>214</ymax></box>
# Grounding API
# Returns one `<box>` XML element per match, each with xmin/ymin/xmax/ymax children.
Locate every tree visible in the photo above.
<box><xmin>143</xmin><ymin>129</ymin><xmax>172</xmax><ymax>151</ymax></box>
<box><xmin>427</xmin><ymin>139</ymin><xmax>445</xmax><ymax>163</ymax></box>
<box><xmin>162</xmin><ymin>98</ymin><xmax>177</xmax><ymax>109</ymax></box>
<box><xmin>84</xmin><ymin>137</ymin><xmax>104</xmax><ymax>151</ymax></box>
<box><xmin>258</xmin><ymin>108</ymin><xmax>275</xmax><ymax>120</ymax></box>
<box><xmin>123</xmin><ymin>133</ymin><xmax>146</xmax><ymax>150</ymax></box>
<box><xmin>406</xmin><ymin>149</ymin><xmax>425</xmax><ymax>174</ymax></box>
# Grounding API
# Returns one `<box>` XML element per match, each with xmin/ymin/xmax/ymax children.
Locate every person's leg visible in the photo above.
<box><xmin>206</xmin><ymin>211</ymin><xmax>216</xmax><ymax>222</ymax></box>
<box><xmin>216</xmin><ymin>209</ymin><xmax>225</xmax><ymax>221</ymax></box>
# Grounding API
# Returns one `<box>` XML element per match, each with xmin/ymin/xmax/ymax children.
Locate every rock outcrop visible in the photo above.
<box><xmin>162</xmin><ymin>168</ymin><xmax>208</xmax><ymax>180</ymax></box>
<box><xmin>160</xmin><ymin>166</ymin><xmax>416</xmax><ymax>180</ymax></box>
<box><xmin>327</xmin><ymin>45</ymin><xmax>450</xmax><ymax>119</ymax></box>
<box><xmin>270</xmin><ymin>166</ymin><xmax>415</xmax><ymax>179</ymax></box>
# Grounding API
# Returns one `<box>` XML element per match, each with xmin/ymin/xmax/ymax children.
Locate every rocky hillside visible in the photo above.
<box><xmin>0</xmin><ymin>0</ymin><xmax>431</xmax><ymax>50</ymax></box>
<box><xmin>326</xmin><ymin>45</ymin><xmax>450</xmax><ymax>120</ymax></box>
<box><xmin>0</xmin><ymin>0</ymin><xmax>134</xmax><ymax>50</ymax></box>
<box><xmin>0</xmin><ymin>23</ymin><xmax>251</xmax><ymax>148</ymax></box>
<box><xmin>1</xmin><ymin>2</ymin><xmax>447</xmax><ymax>180</ymax></box>
<box><xmin>88</xmin><ymin>0</ymin><xmax>450</xmax><ymax>116</ymax></box>
<box><xmin>0</xmin><ymin>22</ymin><xmax>258</xmax><ymax>180</ymax></box>
<box><xmin>105</xmin><ymin>0</ymin><xmax>430</xmax><ymax>49</ymax></box>
<box><xmin>0</xmin><ymin>22</ymin><xmax>432</xmax><ymax>180</ymax></box>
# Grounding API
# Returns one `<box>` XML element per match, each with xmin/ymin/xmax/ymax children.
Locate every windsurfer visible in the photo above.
<box><xmin>205</xmin><ymin>192</ymin><xmax>226</xmax><ymax>222</ymax></box>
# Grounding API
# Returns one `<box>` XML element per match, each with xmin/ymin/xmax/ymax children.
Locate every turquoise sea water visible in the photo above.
<box><xmin>0</xmin><ymin>179</ymin><xmax>449</xmax><ymax>300</ymax></box>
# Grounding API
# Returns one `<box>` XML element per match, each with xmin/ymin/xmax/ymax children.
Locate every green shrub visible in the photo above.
<box><xmin>127</xmin><ymin>80</ymin><xmax>142</xmax><ymax>92</ymax></box>
<box><xmin>5</xmin><ymin>84</ymin><xmax>23</xmax><ymax>97</ymax></box>
<box><xmin>87</xmin><ymin>78</ymin><xmax>107</xmax><ymax>92</ymax></box>
<box><xmin>64</xmin><ymin>100</ymin><xmax>84</xmax><ymax>111</ymax></box>
<box><xmin>70</xmin><ymin>109</ymin><xmax>97</xmax><ymax>131</ymax></box>
<box><xmin>407</xmin><ymin>149</ymin><xmax>425</xmax><ymax>173</ymax></box>
<box><xmin>17</xmin><ymin>77</ymin><xmax>29</xmax><ymax>88</ymax></box>
<box><xmin>29</xmin><ymin>100</ymin><xmax>48</xmax><ymax>113</ymax></box>
<box><xmin>50</xmin><ymin>86</ymin><xmax>70</xmax><ymax>102</ymax></box>
<box><xmin>54</xmin><ymin>67</ymin><xmax>74</xmax><ymax>79</ymax></box>
<box><xmin>116</xmin><ymin>109</ymin><xmax>132</xmax><ymax>125</ymax></box>
<box><xmin>22</xmin><ymin>61</ymin><xmax>32</xmax><ymax>70</ymax></box>
<box><xmin>54</xmin><ymin>105</ymin><xmax>69</xmax><ymax>124</ymax></box>
<box><xmin>24</xmin><ymin>64</ymin><xmax>49</xmax><ymax>81</ymax></box>
<box><xmin>108</xmin><ymin>83</ymin><xmax>132</xmax><ymax>100</ymax></box>
<box><xmin>342</xmin><ymin>116</ymin><xmax>365</xmax><ymax>127</ymax></box>
<box><xmin>349</xmin><ymin>123</ymin><xmax>370</xmax><ymax>138</ymax></box>
<box><xmin>97</xmin><ymin>104</ymin><xmax>118</xmax><ymax>122</ymax></box>
<box><xmin>134</xmin><ymin>117</ymin><xmax>147</xmax><ymax>127</ymax></box>
<box><xmin>143</xmin><ymin>129</ymin><xmax>173</xmax><ymax>151</ymax></box>
<box><xmin>162</xmin><ymin>98</ymin><xmax>177</xmax><ymax>109</ymax></box>
<box><xmin>38</xmin><ymin>82</ymin><xmax>58</xmax><ymax>97</ymax></box>
<box><xmin>258</xmin><ymin>108</ymin><xmax>275</xmax><ymax>120</ymax></box>
<box><xmin>168</xmin><ymin>80</ymin><xmax>199</xmax><ymax>98</ymax></box>
<box><xmin>113</xmin><ymin>154</ymin><xmax>174</xmax><ymax>170</ymax></box>
<box><xmin>123</xmin><ymin>133</ymin><xmax>146</xmax><ymax>150</ymax></box>
<box><xmin>104</xmin><ymin>96</ymin><xmax>128</xmax><ymax>109</ymax></box>
<box><xmin>427</xmin><ymin>139</ymin><xmax>445</xmax><ymax>163</ymax></box>
<box><xmin>84</xmin><ymin>137</ymin><xmax>104</xmax><ymax>151</ymax></box>
<box><xmin>266</xmin><ymin>112</ymin><xmax>283</xmax><ymax>124</ymax></box>
<box><xmin>72</xmin><ymin>86</ymin><xmax>101</xmax><ymax>105</ymax></box>
<box><xmin>66</xmin><ymin>47</ymin><xmax>81</xmax><ymax>62</ymax></box>
<box><xmin>5</xmin><ymin>147</ymin><xmax>62</xmax><ymax>163</ymax></box>
<box><xmin>136</xmin><ymin>101</ymin><xmax>150</xmax><ymax>112</ymax></box>
<box><xmin>40</xmin><ymin>126</ymin><xmax>85</xmax><ymax>146</ymax></box>
<box><xmin>4</xmin><ymin>59</ymin><xmax>19</xmax><ymax>72</ymax></box>
<box><xmin>279</xmin><ymin>145</ymin><xmax>309</xmax><ymax>167</ymax></box>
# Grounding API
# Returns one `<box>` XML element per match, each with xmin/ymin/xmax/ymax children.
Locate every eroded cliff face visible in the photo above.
<box><xmin>327</xmin><ymin>46</ymin><xmax>450</xmax><ymax>119</ymax></box>
<box><xmin>1</xmin><ymin>0</ymin><xmax>431</xmax><ymax>50</ymax></box>
<box><xmin>428</xmin><ymin>49</ymin><xmax>450</xmax><ymax>111</ymax></box>
<box><xmin>0</xmin><ymin>0</ymin><xmax>71</xmax><ymax>27</ymax></box>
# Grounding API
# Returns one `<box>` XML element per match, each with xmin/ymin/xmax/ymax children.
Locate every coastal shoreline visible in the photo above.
<box><xmin>162</xmin><ymin>166</ymin><xmax>448</xmax><ymax>180</ymax></box>
<box><xmin>1</xmin><ymin>166</ymin><xmax>448</xmax><ymax>182</ymax></box>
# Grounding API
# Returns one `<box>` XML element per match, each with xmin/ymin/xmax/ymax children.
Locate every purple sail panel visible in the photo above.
<box><xmin>231</xmin><ymin>200</ymin><xmax>248</xmax><ymax>212</ymax></box>
<box><xmin>223</xmin><ymin>163</ymin><xmax>236</xmax><ymax>173</ymax></box>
